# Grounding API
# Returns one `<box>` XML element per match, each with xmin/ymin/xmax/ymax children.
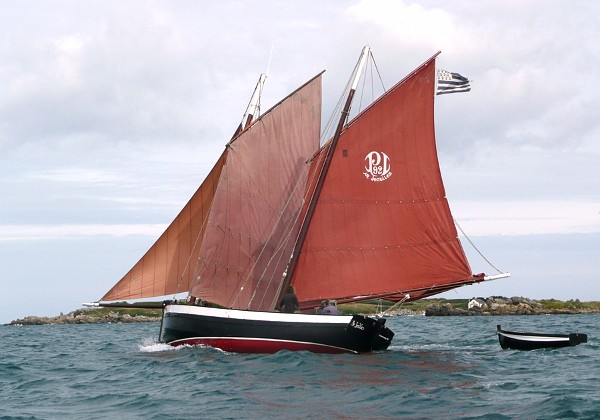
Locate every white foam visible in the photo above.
<box><xmin>138</xmin><ymin>337</ymin><xmax>178</xmax><ymax>353</ymax></box>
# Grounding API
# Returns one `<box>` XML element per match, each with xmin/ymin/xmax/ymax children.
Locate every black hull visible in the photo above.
<box><xmin>159</xmin><ymin>305</ymin><xmax>394</xmax><ymax>354</ymax></box>
<box><xmin>497</xmin><ymin>325</ymin><xmax>587</xmax><ymax>351</ymax></box>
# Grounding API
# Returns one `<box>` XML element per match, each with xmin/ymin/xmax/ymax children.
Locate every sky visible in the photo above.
<box><xmin>1</xmin><ymin>0</ymin><xmax>599</xmax><ymax>324</ymax></box>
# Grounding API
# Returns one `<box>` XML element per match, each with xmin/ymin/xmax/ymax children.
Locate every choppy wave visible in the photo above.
<box><xmin>1</xmin><ymin>315</ymin><xmax>598</xmax><ymax>419</ymax></box>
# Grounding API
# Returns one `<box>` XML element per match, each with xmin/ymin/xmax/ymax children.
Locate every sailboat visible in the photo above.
<box><xmin>86</xmin><ymin>46</ymin><xmax>509</xmax><ymax>354</ymax></box>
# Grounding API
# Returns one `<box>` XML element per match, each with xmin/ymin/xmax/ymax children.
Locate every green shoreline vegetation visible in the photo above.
<box><xmin>7</xmin><ymin>297</ymin><xmax>600</xmax><ymax>325</ymax></box>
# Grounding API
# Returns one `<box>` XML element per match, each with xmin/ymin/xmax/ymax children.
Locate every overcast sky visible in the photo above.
<box><xmin>2</xmin><ymin>0</ymin><xmax>599</xmax><ymax>324</ymax></box>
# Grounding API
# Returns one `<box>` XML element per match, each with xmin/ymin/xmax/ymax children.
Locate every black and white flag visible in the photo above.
<box><xmin>436</xmin><ymin>69</ymin><xmax>471</xmax><ymax>95</ymax></box>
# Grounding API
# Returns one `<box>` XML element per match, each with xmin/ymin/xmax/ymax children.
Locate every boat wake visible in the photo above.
<box><xmin>138</xmin><ymin>337</ymin><xmax>177</xmax><ymax>353</ymax></box>
<box><xmin>137</xmin><ymin>338</ymin><xmax>233</xmax><ymax>354</ymax></box>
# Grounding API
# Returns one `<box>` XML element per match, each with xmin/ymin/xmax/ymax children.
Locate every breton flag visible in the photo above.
<box><xmin>436</xmin><ymin>69</ymin><xmax>471</xmax><ymax>95</ymax></box>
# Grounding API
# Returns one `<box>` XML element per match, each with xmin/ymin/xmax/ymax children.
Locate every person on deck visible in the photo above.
<box><xmin>280</xmin><ymin>286</ymin><xmax>299</xmax><ymax>313</ymax></box>
<box><xmin>317</xmin><ymin>300</ymin><xmax>327</xmax><ymax>313</ymax></box>
<box><xmin>318</xmin><ymin>300</ymin><xmax>339</xmax><ymax>315</ymax></box>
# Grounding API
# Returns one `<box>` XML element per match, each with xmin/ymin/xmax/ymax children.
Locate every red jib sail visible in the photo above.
<box><xmin>188</xmin><ymin>74</ymin><xmax>322</xmax><ymax>310</ymax></box>
<box><xmin>289</xmin><ymin>55</ymin><xmax>479</xmax><ymax>306</ymax></box>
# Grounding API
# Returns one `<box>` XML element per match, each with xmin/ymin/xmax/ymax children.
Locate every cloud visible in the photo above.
<box><xmin>0</xmin><ymin>223</ymin><xmax>166</xmax><ymax>241</ymax></box>
<box><xmin>1</xmin><ymin>1</ymin><xmax>600</xmax><ymax>322</ymax></box>
<box><xmin>1</xmin><ymin>4</ymin><xmax>221</xmax><ymax>155</ymax></box>
<box><xmin>453</xmin><ymin>200</ymin><xmax>600</xmax><ymax>236</ymax></box>
<box><xmin>346</xmin><ymin>0</ymin><xmax>459</xmax><ymax>52</ymax></box>
<box><xmin>28</xmin><ymin>168</ymin><xmax>123</xmax><ymax>185</ymax></box>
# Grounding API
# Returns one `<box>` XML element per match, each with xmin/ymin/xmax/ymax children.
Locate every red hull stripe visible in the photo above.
<box><xmin>169</xmin><ymin>337</ymin><xmax>356</xmax><ymax>354</ymax></box>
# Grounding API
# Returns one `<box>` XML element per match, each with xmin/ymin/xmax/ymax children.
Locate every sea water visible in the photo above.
<box><xmin>1</xmin><ymin>315</ymin><xmax>598</xmax><ymax>419</ymax></box>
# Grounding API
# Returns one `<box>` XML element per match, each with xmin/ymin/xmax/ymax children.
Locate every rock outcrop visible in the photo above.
<box><xmin>9</xmin><ymin>310</ymin><xmax>160</xmax><ymax>325</ymax></box>
<box><xmin>425</xmin><ymin>296</ymin><xmax>598</xmax><ymax>316</ymax></box>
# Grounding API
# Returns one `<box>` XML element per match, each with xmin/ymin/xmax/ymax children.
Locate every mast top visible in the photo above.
<box><xmin>239</xmin><ymin>73</ymin><xmax>267</xmax><ymax>131</ymax></box>
<box><xmin>351</xmin><ymin>46</ymin><xmax>371</xmax><ymax>90</ymax></box>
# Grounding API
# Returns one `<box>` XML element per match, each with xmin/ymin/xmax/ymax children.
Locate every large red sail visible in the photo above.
<box><xmin>101</xmin><ymin>152</ymin><xmax>226</xmax><ymax>301</ymax></box>
<box><xmin>189</xmin><ymin>75</ymin><xmax>322</xmax><ymax>310</ymax></box>
<box><xmin>290</xmin><ymin>57</ymin><xmax>475</xmax><ymax>305</ymax></box>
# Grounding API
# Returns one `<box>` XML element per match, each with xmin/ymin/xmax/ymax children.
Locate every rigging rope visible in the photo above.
<box><xmin>454</xmin><ymin>218</ymin><xmax>504</xmax><ymax>274</ymax></box>
<box><xmin>357</xmin><ymin>51</ymin><xmax>387</xmax><ymax>115</ymax></box>
<box><xmin>378</xmin><ymin>293</ymin><xmax>410</xmax><ymax>317</ymax></box>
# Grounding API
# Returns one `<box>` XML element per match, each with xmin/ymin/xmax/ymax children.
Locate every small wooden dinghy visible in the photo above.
<box><xmin>497</xmin><ymin>325</ymin><xmax>587</xmax><ymax>350</ymax></box>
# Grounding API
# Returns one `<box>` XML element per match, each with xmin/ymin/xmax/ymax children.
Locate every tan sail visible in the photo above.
<box><xmin>188</xmin><ymin>74</ymin><xmax>322</xmax><ymax>310</ymax></box>
<box><xmin>102</xmin><ymin>73</ymin><xmax>270</xmax><ymax>302</ymax></box>
<box><xmin>101</xmin><ymin>151</ymin><xmax>226</xmax><ymax>301</ymax></box>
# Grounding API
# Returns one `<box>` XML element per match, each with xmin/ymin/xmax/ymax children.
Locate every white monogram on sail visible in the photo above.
<box><xmin>364</xmin><ymin>151</ymin><xmax>392</xmax><ymax>182</ymax></box>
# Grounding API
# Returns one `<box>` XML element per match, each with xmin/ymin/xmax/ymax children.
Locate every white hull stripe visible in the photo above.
<box><xmin>165</xmin><ymin>304</ymin><xmax>352</xmax><ymax>324</ymax></box>
<box><xmin>499</xmin><ymin>332</ymin><xmax>569</xmax><ymax>343</ymax></box>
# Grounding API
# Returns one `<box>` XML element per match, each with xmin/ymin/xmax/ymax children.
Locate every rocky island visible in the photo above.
<box><xmin>8</xmin><ymin>296</ymin><xmax>600</xmax><ymax>325</ymax></box>
<box><xmin>424</xmin><ymin>296</ymin><xmax>600</xmax><ymax>316</ymax></box>
<box><xmin>9</xmin><ymin>308</ymin><xmax>161</xmax><ymax>325</ymax></box>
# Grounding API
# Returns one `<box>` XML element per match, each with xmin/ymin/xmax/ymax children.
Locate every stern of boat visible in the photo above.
<box><xmin>347</xmin><ymin>315</ymin><xmax>394</xmax><ymax>351</ymax></box>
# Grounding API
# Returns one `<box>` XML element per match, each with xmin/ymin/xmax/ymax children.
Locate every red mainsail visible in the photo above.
<box><xmin>289</xmin><ymin>56</ymin><xmax>477</xmax><ymax>306</ymax></box>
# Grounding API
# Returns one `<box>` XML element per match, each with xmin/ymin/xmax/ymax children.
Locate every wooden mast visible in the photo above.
<box><xmin>275</xmin><ymin>46</ymin><xmax>371</xmax><ymax>309</ymax></box>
